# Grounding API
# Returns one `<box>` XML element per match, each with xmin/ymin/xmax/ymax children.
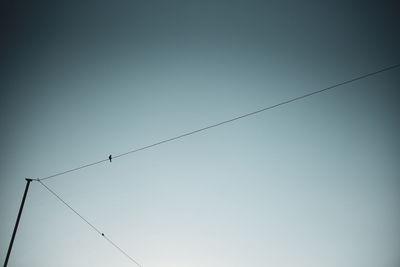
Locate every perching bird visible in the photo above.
<box><xmin>109</xmin><ymin>155</ymin><xmax>112</xmax><ymax>162</ymax></box>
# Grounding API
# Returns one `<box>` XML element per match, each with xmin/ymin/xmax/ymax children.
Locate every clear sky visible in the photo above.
<box><xmin>1</xmin><ymin>1</ymin><xmax>399</xmax><ymax>266</ymax></box>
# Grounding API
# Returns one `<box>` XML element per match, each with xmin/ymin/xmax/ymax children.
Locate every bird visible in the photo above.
<box><xmin>109</xmin><ymin>155</ymin><xmax>112</xmax><ymax>162</ymax></box>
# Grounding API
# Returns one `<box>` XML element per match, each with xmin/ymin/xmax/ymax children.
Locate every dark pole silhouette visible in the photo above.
<box><xmin>4</xmin><ymin>178</ymin><xmax>32</xmax><ymax>267</ymax></box>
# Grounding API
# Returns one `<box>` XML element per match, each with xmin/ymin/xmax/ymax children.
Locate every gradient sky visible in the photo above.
<box><xmin>1</xmin><ymin>1</ymin><xmax>400</xmax><ymax>266</ymax></box>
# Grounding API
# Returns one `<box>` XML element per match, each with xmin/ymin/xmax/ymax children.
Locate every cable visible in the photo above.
<box><xmin>37</xmin><ymin>180</ymin><xmax>142</xmax><ymax>267</ymax></box>
<box><xmin>37</xmin><ymin>63</ymin><xmax>400</xmax><ymax>181</ymax></box>
<box><xmin>38</xmin><ymin>159</ymin><xmax>109</xmax><ymax>182</ymax></box>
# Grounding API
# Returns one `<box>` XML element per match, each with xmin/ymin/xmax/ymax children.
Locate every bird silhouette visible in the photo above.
<box><xmin>109</xmin><ymin>155</ymin><xmax>112</xmax><ymax>162</ymax></box>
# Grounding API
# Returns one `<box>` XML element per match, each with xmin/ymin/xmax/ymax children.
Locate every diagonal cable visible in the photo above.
<box><xmin>36</xmin><ymin>180</ymin><xmax>142</xmax><ymax>267</ymax></box>
<box><xmin>37</xmin><ymin>63</ymin><xmax>400</xmax><ymax>181</ymax></box>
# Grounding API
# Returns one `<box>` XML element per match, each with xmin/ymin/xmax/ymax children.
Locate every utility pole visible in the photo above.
<box><xmin>4</xmin><ymin>178</ymin><xmax>33</xmax><ymax>267</ymax></box>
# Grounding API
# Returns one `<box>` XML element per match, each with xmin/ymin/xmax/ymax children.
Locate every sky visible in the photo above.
<box><xmin>1</xmin><ymin>0</ymin><xmax>400</xmax><ymax>266</ymax></box>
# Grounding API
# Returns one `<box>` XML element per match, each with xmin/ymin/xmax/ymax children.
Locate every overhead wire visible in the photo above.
<box><xmin>31</xmin><ymin>63</ymin><xmax>400</xmax><ymax>266</ymax></box>
<box><xmin>37</xmin><ymin>180</ymin><xmax>142</xmax><ymax>267</ymax></box>
<box><xmin>37</xmin><ymin>63</ymin><xmax>400</xmax><ymax>182</ymax></box>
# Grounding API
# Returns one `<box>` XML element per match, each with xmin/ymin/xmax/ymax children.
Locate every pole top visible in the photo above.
<box><xmin>25</xmin><ymin>178</ymin><xmax>33</xmax><ymax>182</ymax></box>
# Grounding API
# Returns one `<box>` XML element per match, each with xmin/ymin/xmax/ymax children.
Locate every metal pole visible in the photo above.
<box><xmin>4</xmin><ymin>178</ymin><xmax>32</xmax><ymax>267</ymax></box>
